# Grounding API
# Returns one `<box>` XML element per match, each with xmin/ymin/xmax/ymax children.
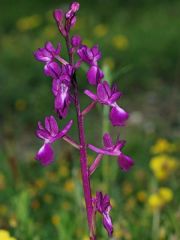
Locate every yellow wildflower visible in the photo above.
<box><xmin>0</xmin><ymin>230</ymin><xmax>16</xmax><ymax>240</ymax></box>
<box><xmin>62</xmin><ymin>201</ymin><xmax>71</xmax><ymax>210</ymax></box>
<box><xmin>59</xmin><ymin>165</ymin><xmax>69</xmax><ymax>177</ymax></box>
<box><xmin>151</xmin><ymin>139</ymin><xmax>176</xmax><ymax>154</ymax></box>
<box><xmin>42</xmin><ymin>25</ymin><xmax>57</xmax><ymax>39</ymax></box>
<box><xmin>31</xmin><ymin>200</ymin><xmax>40</xmax><ymax>209</ymax></box>
<box><xmin>137</xmin><ymin>191</ymin><xmax>147</xmax><ymax>203</ymax></box>
<box><xmin>122</xmin><ymin>181</ymin><xmax>133</xmax><ymax>196</ymax></box>
<box><xmin>159</xmin><ymin>187</ymin><xmax>173</xmax><ymax>203</ymax></box>
<box><xmin>93</xmin><ymin>24</ymin><xmax>108</xmax><ymax>38</ymax></box>
<box><xmin>64</xmin><ymin>179</ymin><xmax>75</xmax><ymax>192</ymax></box>
<box><xmin>148</xmin><ymin>188</ymin><xmax>173</xmax><ymax>211</ymax></box>
<box><xmin>16</xmin><ymin>15</ymin><xmax>42</xmax><ymax>31</ymax></box>
<box><xmin>148</xmin><ymin>193</ymin><xmax>162</xmax><ymax>210</ymax></box>
<box><xmin>150</xmin><ymin>155</ymin><xmax>177</xmax><ymax>181</ymax></box>
<box><xmin>15</xmin><ymin>99</ymin><xmax>27</xmax><ymax>111</ymax></box>
<box><xmin>82</xmin><ymin>236</ymin><xmax>89</xmax><ymax>240</ymax></box>
<box><xmin>0</xmin><ymin>205</ymin><xmax>8</xmax><ymax>215</ymax></box>
<box><xmin>112</xmin><ymin>35</ymin><xmax>128</xmax><ymax>50</ymax></box>
<box><xmin>34</xmin><ymin>178</ymin><xmax>46</xmax><ymax>189</ymax></box>
<box><xmin>103</xmin><ymin>57</ymin><xmax>115</xmax><ymax>70</ymax></box>
<box><xmin>51</xmin><ymin>214</ymin><xmax>60</xmax><ymax>226</ymax></box>
<box><xmin>43</xmin><ymin>194</ymin><xmax>53</xmax><ymax>204</ymax></box>
<box><xmin>9</xmin><ymin>216</ymin><xmax>18</xmax><ymax>228</ymax></box>
<box><xmin>0</xmin><ymin>173</ymin><xmax>6</xmax><ymax>190</ymax></box>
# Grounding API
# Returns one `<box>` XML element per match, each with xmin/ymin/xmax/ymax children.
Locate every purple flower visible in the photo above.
<box><xmin>51</xmin><ymin>64</ymin><xmax>73</xmax><ymax>118</ymax></box>
<box><xmin>34</xmin><ymin>42</ymin><xmax>61</xmax><ymax>63</ymax></box>
<box><xmin>88</xmin><ymin>133</ymin><xmax>134</xmax><ymax>171</ymax></box>
<box><xmin>71</xmin><ymin>35</ymin><xmax>82</xmax><ymax>47</ymax></box>
<box><xmin>93</xmin><ymin>192</ymin><xmax>113</xmax><ymax>237</ymax></box>
<box><xmin>85</xmin><ymin>81</ymin><xmax>129</xmax><ymax>126</ymax></box>
<box><xmin>36</xmin><ymin>116</ymin><xmax>73</xmax><ymax>165</ymax></box>
<box><xmin>53</xmin><ymin>81</ymin><xmax>71</xmax><ymax>118</ymax></box>
<box><xmin>118</xmin><ymin>153</ymin><xmax>134</xmax><ymax>171</ymax></box>
<box><xmin>87</xmin><ymin>66</ymin><xmax>104</xmax><ymax>85</ymax></box>
<box><xmin>34</xmin><ymin>42</ymin><xmax>61</xmax><ymax>75</ymax></box>
<box><xmin>77</xmin><ymin>45</ymin><xmax>101</xmax><ymax>66</ymax></box>
<box><xmin>65</xmin><ymin>2</ymin><xmax>80</xmax><ymax>32</ymax></box>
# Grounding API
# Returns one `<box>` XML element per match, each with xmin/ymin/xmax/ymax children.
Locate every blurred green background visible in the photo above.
<box><xmin>0</xmin><ymin>0</ymin><xmax>179</xmax><ymax>239</ymax></box>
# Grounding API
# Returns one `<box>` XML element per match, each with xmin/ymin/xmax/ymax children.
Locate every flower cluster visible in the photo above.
<box><xmin>34</xmin><ymin>2</ymin><xmax>134</xmax><ymax>239</ymax></box>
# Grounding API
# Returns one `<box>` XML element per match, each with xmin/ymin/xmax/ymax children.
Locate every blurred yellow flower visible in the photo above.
<box><xmin>159</xmin><ymin>187</ymin><xmax>173</xmax><ymax>203</ymax></box>
<box><xmin>42</xmin><ymin>25</ymin><xmax>57</xmax><ymax>39</ymax></box>
<box><xmin>125</xmin><ymin>198</ymin><xmax>136</xmax><ymax>212</ymax></box>
<box><xmin>64</xmin><ymin>179</ymin><xmax>75</xmax><ymax>192</ymax></box>
<box><xmin>16</xmin><ymin>15</ymin><xmax>42</xmax><ymax>31</ymax></box>
<box><xmin>148</xmin><ymin>188</ymin><xmax>173</xmax><ymax>211</ymax></box>
<box><xmin>150</xmin><ymin>155</ymin><xmax>177</xmax><ymax>181</ymax></box>
<box><xmin>151</xmin><ymin>139</ymin><xmax>176</xmax><ymax>154</ymax></box>
<box><xmin>62</xmin><ymin>201</ymin><xmax>71</xmax><ymax>210</ymax></box>
<box><xmin>137</xmin><ymin>191</ymin><xmax>147</xmax><ymax>203</ymax></box>
<box><xmin>93</xmin><ymin>24</ymin><xmax>108</xmax><ymax>38</ymax></box>
<box><xmin>34</xmin><ymin>178</ymin><xmax>46</xmax><ymax>189</ymax></box>
<box><xmin>9</xmin><ymin>216</ymin><xmax>18</xmax><ymax>228</ymax></box>
<box><xmin>0</xmin><ymin>173</ymin><xmax>6</xmax><ymax>190</ymax></box>
<box><xmin>0</xmin><ymin>230</ymin><xmax>16</xmax><ymax>240</ymax></box>
<box><xmin>0</xmin><ymin>205</ymin><xmax>8</xmax><ymax>215</ymax></box>
<box><xmin>15</xmin><ymin>99</ymin><xmax>27</xmax><ymax>112</ymax></box>
<box><xmin>122</xmin><ymin>181</ymin><xmax>133</xmax><ymax>196</ymax></box>
<box><xmin>31</xmin><ymin>200</ymin><xmax>40</xmax><ymax>209</ymax></box>
<box><xmin>43</xmin><ymin>194</ymin><xmax>53</xmax><ymax>204</ymax></box>
<box><xmin>59</xmin><ymin>165</ymin><xmax>69</xmax><ymax>177</ymax></box>
<box><xmin>103</xmin><ymin>57</ymin><xmax>115</xmax><ymax>70</ymax></box>
<box><xmin>148</xmin><ymin>193</ymin><xmax>162</xmax><ymax>210</ymax></box>
<box><xmin>51</xmin><ymin>214</ymin><xmax>60</xmax><ymax>226</ymax></box>
<box><xmin>112</xmin><ymin>35</ymin><xmax>129</xmax><ymax>50</ymax></box>
<box><xmin>82</xmin><ymin>236</ymin><xmax>89</xmax><ymax>240</ymax></box>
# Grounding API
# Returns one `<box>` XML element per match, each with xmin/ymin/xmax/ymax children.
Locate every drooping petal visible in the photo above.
<box><xmin>36</xmin><ymin>143</ymin><xmax>54</xmax><ymax>166</ymax></box>
<box><xmin>109</xmin><ymin>105</ymin><xmax>129</xmax><ymax>126</ymax></box>
<box><xmin>109</xmin><ymin>92</ymin><xmax>122</xmax><ymax>104</ymax></box>
<box><xmin>87</xmin><ymin>66</ymin><xmax>104</xmax><ymax>85</ymax></box>
<box><xmin>102</xmin><ymin>211</ymin><xmax>113</xmax><ymax>237</ymax></box>
<box><xmin>118</xmin><ymin>153</ymin><xmax>134</xmax><ymax>171</ymax></box>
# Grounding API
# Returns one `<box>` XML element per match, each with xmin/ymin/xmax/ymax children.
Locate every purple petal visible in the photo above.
<box><xmin>45</xmin><ymin>116</ymin><xmax>51</xmax><ymax>132</ymax></box>
<box><xmin>109</xmin><ymin>105</ymin><xmax>129</xmax><ymax>126</ymax></box>
<box><xmin>44</xmin><ymin>62</ymin><xmax>61</xmax><ymax>78</ymax></box>
<box><xmin>71</xmin><ymin>35</ymin><xmax>82</xmax><ymax>47</ymax></box>
<box><xmin>103</xmin><ymin>133</ymin><xmax>113</xmax><ymax>148</ymax></box>
<box><xmin>109</xmin><ymin>92</ymin><xmax>122</xmax><ymax>104</ymax></box>
<box><xmin>36</xmin><ymin>143</ymin><xmax>54</xmax><ymax>166</ymax></box>
<box><xmin>36</xmin><ymin>129</ymin><xmax>50</xmax><ymax>140</ymax></box>
<box><xmin>118</xmin><ymin>153</ymin><xmax>134</xmax><ymax>171</ymax></box>
<box><xmin>88</xmin><ymin>144</ymin><xmax>119</xmax><ymax>156</ymax></box>
<box><xmin>56</xmin><ymin>120</ymin><xmax>73</xmax><ymax>139</ymax></box>
<box><xmin>97</xmin><ymin>82</ymin><xmax>109</xmax><ymax>103</ymax></box>
<box><xmin>34</xmin><ymin>48</ymin><xmax>51</xmax><ymax>62</ymax></box>
<box><xmin>87</xmin><ymin>66</ymin><xmax>103</xmax><ymax>85</ymax></box>
<box><xmin>70</xmin><ymin>2</ymin><xmax>80</xmax><ymax>12</ymax></box>
<box><xmin>84</xmin><ymin>90</ymin><xmax>98</xmax><ymax>101</ymax></box>
<box><xmin>49</xmin><ymin>116</ymin><xmax>59</xmax><ymax>135</ymax></box>
<box><xmin>53</xmin><ymin>9</ymin><xmax>64</xmax><ymax>23</ymax></box>
<box><xmin>103</xmin><ymin>211</ymin><xmax>113</xmax><ymax>237</ymax></box>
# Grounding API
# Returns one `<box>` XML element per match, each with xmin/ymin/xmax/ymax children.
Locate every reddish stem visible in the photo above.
<box><xmin>65</xmin><ymin>34</ymin><xmax>96</xmax><ymax>239</ymax></box>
